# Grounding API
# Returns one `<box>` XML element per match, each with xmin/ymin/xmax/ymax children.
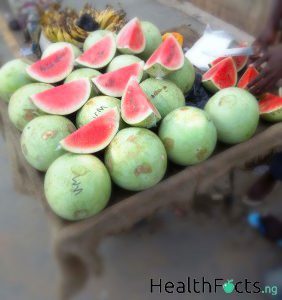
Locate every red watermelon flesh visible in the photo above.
<box><xmin>31</xmin><ymin>78</ymin><xmax>91</xmax><ymax>115</ymax></box>
<box><xmin>76</xmin><ymin>34</ymin><xmax>116</xmax><ymax>69</ymax></box>
<box><xmin>210</xmin><ymin>55</ymin><xmax>248</xmax><ymax>72</ymax></box>
<box><xmin>237</xmin><ymin>65</ymin><xmax>259</xmax><ymax>89</ymax></box>
<box><xmin>144</xmin><ymin>34</ymin><xmax>184</xmax><ymax>77</ymax></box>
<box><xmin>233</xmin><ymin>55</ymin><xmax>248</xmax><ymax>71</ymax></box>
<box><xmin>116</xmin><ymin>17</ymin><xmax>146</xmax><ymax>54</ymax></box>
<box><xmin>202</xmin><ymin>57</ymin><xmax>237</xmax><ymax>92</ymax></box>
<box><xmin>259</xmin><ymin>94</ymin><xmax>282</xmax><ymax>112</ymax></box>
<box><xmin>92</xmin><ymin>62</ymin><xmax>144</xmax><ymax>97</ymax></box>
<box><xmin>121</xmin><ymin>78</ymin><xmax>161</xmax><ymax>127</ymax></box>
<box><xmin>60</xmin><ymin>107</ymin><xmax>120</xmax><ymax>154</ymax></box>
<box><xmin>259</xmin><ymin>93</ymin><xmax>282</xmax><ymax>122</ymax></box>
<box><xmin>26</xmin><ymin>46</ymin><xmax>74</xmax><ymax>83</ymax></box>
<box><xmin>210</xmin><ymin>42</ymin><xmax>248</xmax><ymax>71</ymax></box>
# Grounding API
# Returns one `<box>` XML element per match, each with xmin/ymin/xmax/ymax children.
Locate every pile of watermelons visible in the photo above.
<box><xmin>0</xmin><ymin>17</ymin><xmax>281</xmax><ymax>221</ymax></box>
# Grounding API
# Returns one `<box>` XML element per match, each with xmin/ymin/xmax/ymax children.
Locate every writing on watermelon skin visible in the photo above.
<box><xmin>72</xmin><ymin>176</ymin><xmax>83</xmax><ymax>196</ymax></box>
<box><xmin>93</xmin><ymin>105</ymin><xmax>108</xmax><ymax>118</ymax></box>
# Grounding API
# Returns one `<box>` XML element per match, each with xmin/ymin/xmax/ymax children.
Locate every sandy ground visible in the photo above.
<box><xmin>0</xmin><ymin>1</ymin><xmax>281</xmax><ymax>300</ymax></box>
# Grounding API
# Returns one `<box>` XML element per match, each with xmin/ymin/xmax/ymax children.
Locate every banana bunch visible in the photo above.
<box><xmin>40</xmin><ymin>4</ymin><xmax>126</xmax><ymax>46</ymax></box>
<box><xmin>82</xmin><ymin>5</ymin><xmax>126</xmax><ymax>31</ymax></box>
<box><xmin>40</xmin><ymin>5</ymin><xmax>87</xmax><ymax>46</ymax></box>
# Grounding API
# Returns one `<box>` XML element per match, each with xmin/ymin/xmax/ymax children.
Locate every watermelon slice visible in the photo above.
<box><xmin>259</xmin><ymin>93</ymin><xmax>282</xmax><ymax>122</ymax></box>
<box><xmin>60</xmin><ymin>107</ymin><xmax>120</xmax><ymax>154</ymax></box>
<box><xmin>31</xmin><ymin>79</ymin><xmax>91</xmax><ymax>115</ymax></box>
<box><xmin>116</xmin><ymin>17</ymin><xmax>146</xmax><ymax>55</ymax></box>
<box><xmin>26</xmin><ymin>45</ymin><xmax>74</xmax><ymax>83</ymax></box>
<box><xmin>210</xmin><ymin>42</ymin><xmax>248</xmax><ymax>71</ymax></box>
<box><xmin>121</xmin><ymin>78</ymin><xmax>161</xmax><ymax>128</ymax></box>
<box><xmin>76</xmin><ymin>33</ymin><xmax>116</xmax><ymax>69</ymax></box>
<box><xmin>144</xmin><ymin>34</ymin><xmax>184</xmax><ymax>78</ymax></box>
<box><xmin>237</xmin><ymin>65</ymin><xmax>259</xmax><ymax>89</ymax></box>
<box><xmin>202</xmin><ymin>57</ymin><xmax>237</xmax><ymax>93</ymax></box>
<box><xmin>92</xmin><ymin>62</ymin><xmax>144</xmax><ymax>97</ymax></box>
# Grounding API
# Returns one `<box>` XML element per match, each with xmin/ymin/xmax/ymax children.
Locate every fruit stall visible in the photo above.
<box><xmin>0</xmin><ymin>3</ymin><xmax>281</xmax><ymax>298</ymax></box>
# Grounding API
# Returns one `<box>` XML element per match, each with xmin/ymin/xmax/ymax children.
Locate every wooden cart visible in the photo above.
<box><xmin>0</xmin><ymin>20</ymin><xmax>281</xmax><ymax>300</ymax></box>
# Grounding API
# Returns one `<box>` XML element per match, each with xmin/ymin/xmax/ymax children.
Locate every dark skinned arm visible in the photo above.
<box><xmin>248</xmin><ymin>0</ymin><xmax>282</xmax><ymax>94</ymax></box>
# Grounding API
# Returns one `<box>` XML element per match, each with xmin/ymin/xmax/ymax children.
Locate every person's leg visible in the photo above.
<box><xmin>243</xmin><ymin>152</ymin><xmax>282</xmax><ymax>206</ymax></box>
<box><xmin>270</xmin><ymin>152</ymin><xmax>282</xmax><ymax>181</ymax></box>
<box><xmin>248</xmin><ymin>212</ymin><xmax>282</xmax><ymax>244</ymax></box>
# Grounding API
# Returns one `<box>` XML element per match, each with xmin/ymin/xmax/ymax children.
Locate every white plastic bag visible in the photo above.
<box><xmin>185</xmin><ymin>25</ymin><xmax>235</xmax><ymax>71</ymax></box>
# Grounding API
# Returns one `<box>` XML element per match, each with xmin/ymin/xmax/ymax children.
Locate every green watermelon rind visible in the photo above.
<box><xmin>164</xmin><ymin>57</ymin><xmax>195</xmax><ymax>94</ymax></box>
<box><xmin>122</xmin><ymin>108</ymin><xmax>160</xmax><ymax>128</ymax></box>
<box><xmin>76</xmin><ymin>95</ymin><xmax>125</xmax><ymax>129</ymax></box>
<box><xmin>83</xmin><ymin>30</ymin><xmax>114</xmax><ymax>51</ymax></box>
<box><xmin>260</xmin><ymin>107</ymin><xmax>282</xmax><ymax>122</ymax></box>
<box><xmin>139</xmin><ymin>21</ymin><xmax>162</xmax><ymax>60</ymax></box>
<box><xmin>259</xmin><ymin>95</ymin><xmax>282</xmax><ymax>122</ymax></box>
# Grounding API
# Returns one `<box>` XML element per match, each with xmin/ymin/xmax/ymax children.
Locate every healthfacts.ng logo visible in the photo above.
<box><xmin>150</xmin><ymin>277</ymin><xmax>279</xmax><ymax>296</ymax></box>
<box><xmin>223</xmin><ymin>279</ymin><xmax>235</xmax><ymax>294</ymax></box>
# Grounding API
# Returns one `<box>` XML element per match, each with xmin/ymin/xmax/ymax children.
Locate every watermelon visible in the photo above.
<box><xmin>163</xmin><ymin>57</ymin><xmax>195</xmax><ymax>94</ymax></box>
<box><xmin>205</xmin><ymin>87</ymin><xmax>259</xmax><ymax>144</ymax></box>
<box><xmin>107</xmin><ymin>55</ymin><xmax>143</xmax><ymax>72</ymax></box>
<box><xmin>105</xmin><ymin>128</ymin><xmax>167</xmax><ymax>191</ymax></box>
<box><xmin>65</xmin><ymin>68</ymin><xmax>101</xmax><ymax>83</ymax></box>
<box><xmin>31</xmin><ymin>79</ymin><xmax>91</xmax><ymax>115</ymax></box>
<box><xmin>8</xmin><ymin>83</ymin><xmax>52</xmax><ymax>131</ymax></box>
<box><xmin>144</xmin><ymin>34</ymin><xmax>184</xmax><ymax>78</ymax></box>
<box><xmin>61</xmin><ymin>107</ymin><xmax>120</xmax><ymax>154</ymax></box>
<box><xmin>139</xmin><ymin>21</ymin><xmax>162</xmax><ymax>60</ymax></box>
<box><xmin>259</xmin><ymin>93</ymin><xmax>282</xmax><ymax>122</ymax></box>
<box><xmin>76</xmin><ymin>96</ymin><xmax>123</xmax><ymax>128</ymax></box>
<box><xmin>107</xmin><ymin>55</ymin><xmax>148</xmax><ymax>81</ymax></box>
<box><xmin>64</xmin><ymin>68</ymin><xmax>101</xmax><ymax>97</ymax></box>
<box><xmin>21</xmin><ymin>115</ymin><xmax>76</xmax><ymax>171</ymax></box>
<box><xmin>159</xmin><ymin>107</ymin><xmax>217</xmax><ymax>166</ymax></box>
<box><xmin>76</xmin><ymin>33</ymin><xmax>116</xmax><ymax>69</ymax></box>
<box><xmin>210</xmin><ymin>56</ymin><xmax>248</xmax><ymax>72</ymax></box>
<box><xmin>44</xmin><ymin>153</ymin><xmax>111</xmax><ymax>221</ymax></box>
<box><xmin>237</xmin><ymin>65</ymin><xmax>259</xmax><ymax>89</ymax></box>
<box><xmin>26</xmin><ymin>45</ymin><xmax>74</xmax><ymax>83</ymax></box>
<box><xmin>202</xmin><ymin>57</ymin><xmax>237</xmax><ymax>93</ymax></box>
<box><xmin>116</xmin><ymin>17</ymin><xmax>146</xmax><ymax>54</ymax></box>
<box><xmin>92</xmin><ymin>62</ymin><xmax>144</xmax><ymax>97</ymax></box>
<box><xmin>42</xmin><ymin>42</ymin><xmax>82</xmax><ymax>61</ymax></box>
<box><xmin>140</xmin><ymin>78</ymin><xmax>185</xmax><ymax>118</ymax></box>
<box><xmin>0</xmin><ymin>59</ymin><xmax>35</xmax><ymax>103</ymax></box>
<box><xmin>121</xmin><ymin>78</ymin><xmax>161</xmax><ymax>128</ymax></box>
<box><xmin>210</xmin><ymin>42</ymin><xmax>248</xmax><ymax>71</ymax></box>
<box><xmin>83</xmin><ymin>30</ymin><xmax>112</xmax><ymax>51</ymax></box>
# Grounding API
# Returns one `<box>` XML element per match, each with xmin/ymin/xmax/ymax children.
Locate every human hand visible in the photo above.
<box><xmin>249</xmin><ymin>26</ymin><xmax>278</xmax><ymax>64</ymax></box>
<box><xmin>248</xmin><ymin>44</ymin><xmax>282</xmax><ymax>95</ymax></box>
<box><xmin>253</xmin><ymin>26</ymin><xmax>277</xmax><ymax>54</ymax></box>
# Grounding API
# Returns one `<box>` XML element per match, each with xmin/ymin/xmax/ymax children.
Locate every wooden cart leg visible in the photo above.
<box><xmin>55</xmin><ymin>238</ymin><xmax>104</xmax><ymax>300</ymax></box>
<box><xmin>224</xmin><ymin>169</ymin><xmax>236</xmax><ymax>208</ymax></box>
